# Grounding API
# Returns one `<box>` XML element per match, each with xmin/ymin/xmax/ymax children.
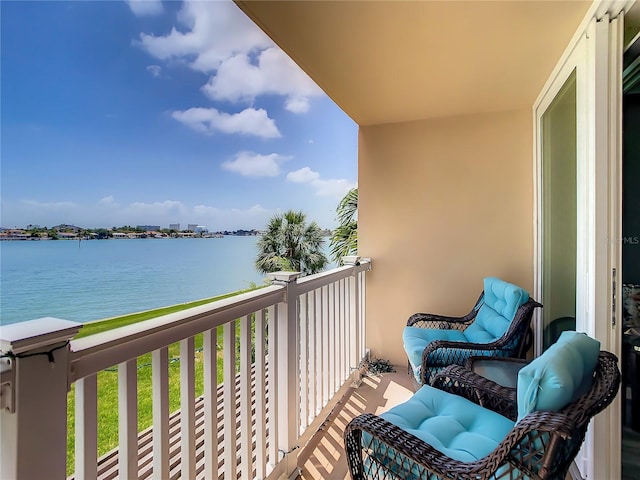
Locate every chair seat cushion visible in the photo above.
<box><xmin>380</xmin><ymin>384</ymin><xmax>515</xmax><ymax>463</ymax></box>
<box><xmin>403</xmin><ymin>327</ymin><xmax>467</xmax><ymax>372</ymax></box>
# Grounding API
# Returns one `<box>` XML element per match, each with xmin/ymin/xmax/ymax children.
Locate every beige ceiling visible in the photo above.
<box><xmin>236</xmin><ymin>0</ymin><xmax>592</xmax><ymax>126</ymax></box>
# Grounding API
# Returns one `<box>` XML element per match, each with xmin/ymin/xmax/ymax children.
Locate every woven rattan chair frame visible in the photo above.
<box><xmin>344</xmin><ymin>352</ymin><xmax>620</xmax><ymax>480</ymax></box>
<box><xmin>406</xmin><ymin>295</ymin><xmax>542</xmax><ymax>385</ymax></box>
<box><xmin>406</xmin><ymin>292</ymin><xmax>486</xmax><ymax>330</ymax></box>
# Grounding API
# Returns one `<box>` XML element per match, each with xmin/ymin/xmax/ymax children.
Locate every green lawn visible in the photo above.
<box><xmin>66</xmin><ymin>287</ymin><xmax>260</xmax><ymax>476</ymax></box>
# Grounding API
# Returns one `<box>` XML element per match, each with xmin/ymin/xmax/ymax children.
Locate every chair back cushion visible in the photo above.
<box><xmin>516</xmin><ymin>331</ymin><xmax>600</xmax><ymax>421</ymax></box>
<box><xmin>464</xmin><ymin>277</ymin><xmax>529</xmax><ymax>343</ymax></box>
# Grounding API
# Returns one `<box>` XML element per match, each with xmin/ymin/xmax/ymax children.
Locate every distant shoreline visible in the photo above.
<box><xmin>0</xmin><ymin>235</ymin><xmax>230</xmax><ymax>241</ymax></box>
<box><xmin>0</xmin><ymin>232</ymin><xmax>260</xmax><ymax>241</ymax></box>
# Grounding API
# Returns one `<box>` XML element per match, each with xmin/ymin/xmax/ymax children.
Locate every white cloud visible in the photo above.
<box><xmin>22</xmin><ymin>199</ymin><xmax>77</xmax><ymax>209</ymax></box>
<box><xmin>2</xmin><ymin>195</ymin><xmax>340</xmax><ymax>231</ymax></box>
<box><xmin>128</xmin><ymin>200</ymin><xmax>185</xmax><ymax>215</ymax></box>
<box><xmin>286</xmin><ymin>167</ymin><xmax>320</xmax><ymax>183</ymax></box>
<box><xmin>146</xmin><ymin>65</ymin><xmax>162</xmax><ymax>77</ymax></box>
<box><xmin>193</xmin><ymin>203</ymin><xmax>267</xmax><ymax>217</ymax></box>
<box><xmin>1</xmin><ymin>199</ymin><xmax>82</xmax><ymax>229</ymax></box>
<box><xmin>285</xmin><ymin>97</ymin><xmax>312</xmax><ymax>114</ymax></box>
<box><xmin>171</xmin><ymin>107</ymin><xmax>281</xmax><ymax>139</ymax></box>
<box><xmin>136</xmin><ymin>1</ymin><xmax>270</xmax><ymax>71</ymax></box>
<box><xmin>201</xmin><ymin>47</ymin><xmax>322</xmax><ymax>112</ymax></box>
<box><xmin>309</xmin><ymin>178</ymin><xmax>355</xmax><ymax>197</ymax></box>
<box><xmin>286</xmin><ymin>167</ymin><xmax>356</xmax><ymax>198</ymax></box>
<box><xmin>222</xmin><ymin>152</ymin><xmax>291</xmax><ymax>177</ymax></box>
<box><xmin>126</xmin><ymin>0</ymin><xmax>164</xmax><ymax>17</ymax></box>
<box><xmin>99</xmin><ymin>196</ymin><xmax>117</xmax><ymax>206</ymax></box>
<box><xmin>2</xmin><ymin>197</ymin><xmax>272</xmax><ymax>231</ymax></box>
<box><xmin>98</xmin><ymin>198</ymin><xmax>189</xmax><ymax>227</ymax></box>
<box><xmin>136</xmin><ymin>0</ymin><xmax>322</xmax><ymax>112</ymax></box>
<box><xmin>192</xmin><ymin>203</ymin><xmax>272</xmax><ymax>230</ymax></box>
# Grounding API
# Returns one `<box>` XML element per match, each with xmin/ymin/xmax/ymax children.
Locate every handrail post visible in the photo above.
<box><xmin>0</xmin><ymin>318</ymin><xmax>82</xmax><ymax>480</ymax></box>
<box><xmin>268</xmin><ymin>271</ymin><xmax>301</xmax><ymax>479</ymax></box>
<box><xmin>343</xmin><ymin>256</ymin><xmax>362</xmax><ymax>376</ymax></box>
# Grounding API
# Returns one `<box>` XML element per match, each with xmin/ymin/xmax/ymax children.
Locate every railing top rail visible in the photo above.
<box><xmin>69</xmin><ymin>259</ymin><xmax>371</xmax><ymax>382</ymax></box>
<box><xmin>296</xmin><ymin>258</ymin><xmax>371</xmax><ymax>295</ymax></box>
<box><xmin>70</xmin><ymin>285</ymin><xmax>285</xmax><ymax>381</ymax></box>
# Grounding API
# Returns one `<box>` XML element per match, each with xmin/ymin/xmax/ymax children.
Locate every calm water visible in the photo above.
<box><xmin>0</xmin><ymin>237</ymin><xmax>271</xmax><ymax>325</ymax></box>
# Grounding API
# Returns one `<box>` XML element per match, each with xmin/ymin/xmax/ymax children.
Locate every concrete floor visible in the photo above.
<box><xmin>296</xmin><ymin>368</ymin><xmax>415</xmax><ymax>480</ymax></box>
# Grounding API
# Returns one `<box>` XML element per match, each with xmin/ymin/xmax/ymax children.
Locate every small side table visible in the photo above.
<box><xmin>465</xmin><ymin>357</ymin><xmax>528</xmax><ymax>389</ymax></box>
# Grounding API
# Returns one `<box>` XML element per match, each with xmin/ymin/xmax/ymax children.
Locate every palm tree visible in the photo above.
<box><xmin>330</xmin><ymin>188</ymin><xmax>358</xmax><ymax>264</ymax></box>
<box><xmin>256</xmin><ymin>210</ymin><xmax>328</xmax><ymax>275</ymax></box>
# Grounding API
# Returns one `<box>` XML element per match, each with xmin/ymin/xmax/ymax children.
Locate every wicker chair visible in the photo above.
<box><xmin>403</xmin><ymin>277</ymin><xmax>542</xmax><ymax>385</ymax></box>
<box><xmin>345</xmin><ymin>335</ymin><xmax>620</xmax><ymax>480</ymax></box>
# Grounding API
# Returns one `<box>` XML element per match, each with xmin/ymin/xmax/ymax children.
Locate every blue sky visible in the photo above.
<box><xmin>1</xmin><ymin>0</ymin><xmax>358</xmax><ymax>231</ymax></box>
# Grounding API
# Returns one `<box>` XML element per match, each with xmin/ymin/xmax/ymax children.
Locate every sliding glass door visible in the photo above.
<box><xmin>535</xmin><ymin>8</ymin><xmax>626</xmax><ymax>479</ymax></box>
<box><xmin>540</xmin><ymin>71</ymin><xmax>578</xmax><ymax>351</ymax></box>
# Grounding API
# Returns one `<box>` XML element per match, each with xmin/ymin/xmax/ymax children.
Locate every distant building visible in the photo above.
<box><xmin>225</xmin><ymin>229</ymin><xmax>260</xmax><ymax>236</ymax></box>
<box><xmin>53</xmin><ymin>224</ymin><xmax>82</xmax><ymax>233</ymax></box>
<box><xmin>0</xmin><ymin>229</ymin><xmax>30</xmax><ymax>240</ymax></box>
<box><xmin>169</xmin><ymin>223</ymin><xmax>180</xmax><ymax>231</ymax></box>
<box><xmin>137</xmin><ymin>225</ymin><xmax>161</xmax><ymax>232</ymax></box>
<box><xmin>57</xmin><ymin>232</ymin><xmax>78</xmax><ymax>240</ymax></box>
<box><xmin>187</xmin><ymin>224</ymin><xmax>198</xmax><ymax>232</ymax></box>
<box><xmin>194</xmin><ymin>225</ymin><xmax>208</xmax><ymax>234</ymax></box>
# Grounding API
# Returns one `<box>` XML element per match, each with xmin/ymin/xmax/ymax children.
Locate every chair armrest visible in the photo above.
<box><xmin>406</xmin><ymin>291</ymin><xmax>484</xmax><ymax>328</ymax></box>
<box><xmin>406</xmin><ymin>312</ymin><xmax>476</xmax><ymax>330</ymax></box>
<box><xmin>420</xmin><ymin>339</ymin><xmax>524</xmax><ymax>390</ymax></box>
<box><xmin>432</xmin><ymin>365</ymin><xmax>518</xmax><ymax>420</ymax></box>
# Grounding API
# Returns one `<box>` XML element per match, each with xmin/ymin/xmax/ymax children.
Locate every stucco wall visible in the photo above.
<box><xmin>359</xmin><ymin>109</ymin><xmax>534</xmax><ymax>366</ymax></box>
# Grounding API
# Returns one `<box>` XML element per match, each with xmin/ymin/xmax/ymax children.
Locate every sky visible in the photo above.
<box><xmin>1</xmin><ymin>0</ymin><xmax>358</xmax><ymax>232</ymax></box>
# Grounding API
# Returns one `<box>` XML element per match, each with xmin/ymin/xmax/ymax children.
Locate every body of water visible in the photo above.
<box><xmin>0</xmin><ymin>237</ymin><xmax>272</xmax><ymax>325</ymax></box>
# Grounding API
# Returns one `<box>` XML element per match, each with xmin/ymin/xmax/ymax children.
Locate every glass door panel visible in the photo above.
<box><xmin>541</xmin><ymin>70</ymin><xmax>577</xmax><ymax>351</ymax></box>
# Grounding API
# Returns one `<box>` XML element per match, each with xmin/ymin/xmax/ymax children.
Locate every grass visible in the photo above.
<box><xmin>66</xmin><ymin>286</ymin><xmax>261</xmax><ymax>476</ymax></box>
<box><xmin>74</xmin><ymin>289</ymin><xmax>256</xmax><ymax>339</ymax></box>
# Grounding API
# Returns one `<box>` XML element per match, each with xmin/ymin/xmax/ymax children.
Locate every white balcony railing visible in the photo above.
<box><xmin>0</xmin><ymin>257</ymin><xmax>370</xmax><ymax>480</ymax></box>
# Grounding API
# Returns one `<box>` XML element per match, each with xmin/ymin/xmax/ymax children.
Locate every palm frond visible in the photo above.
<box><xmin>330</xmin><ymin>188</ymin><xmax>358</xmax><ymax>265</ymax></box>
<box><xmin>255</xmin><ymin>209</ymin><xmax>328</xmax><ymax>275</ymax></box>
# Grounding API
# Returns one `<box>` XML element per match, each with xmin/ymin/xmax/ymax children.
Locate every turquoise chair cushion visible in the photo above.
<box><xmin>464</xmin><ymin>277</ymin><xmax>529</xmax><ymax>343</ymax></box>
<box><xmin>379</xmin><ymin>384</ymin><xmax>515</xmax><ymax>463</ymax></box>
<box><xmin>402</xmin><ymin>327</ymin><xmax>467</xmax><ymax>378</ymax></box>
<box><xmin>516</xmin><ymin>331</ymin><xmax>600</xmax><ymax>421</ymax></box>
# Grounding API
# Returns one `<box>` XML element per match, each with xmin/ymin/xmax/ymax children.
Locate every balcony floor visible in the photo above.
<box><xmin>297</xmin><ymin>367</ymin><xmax>415</xmax><ymax>480</ymax></box>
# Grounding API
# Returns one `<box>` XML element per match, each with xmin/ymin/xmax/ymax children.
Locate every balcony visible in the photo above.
<box><xmin>0</xmin><ymin>257</ymin><xmax>417</xmax><ymax>480</ymax></box>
